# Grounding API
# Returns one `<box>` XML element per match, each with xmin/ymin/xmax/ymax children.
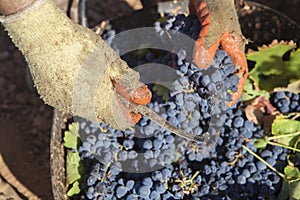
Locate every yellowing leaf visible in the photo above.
<box><xmin>64</xmin><ymin>123</ymin><xmax>80</xmax><ymax>149</ymax></box>
<box><xmin>272</xmin><ymin>117</ymin><xmax>300</xmax><ymax>135</ymax></box>
<box><xmin>66</xmin><ymin>151</ymin><xmax>81</xmax><ymax>187</ymax></box>
<box><xmin>67</xmin><ymin>181</ymin><xmax>81</xmax><ymax>197</ymax></box>
<box><xmin>64</xmin><ymin>123</ymin><xmax>81</xmax><ymax>194</ymax></box>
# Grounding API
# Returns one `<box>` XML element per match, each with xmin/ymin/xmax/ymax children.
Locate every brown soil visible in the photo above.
<box><xmin>0</xmin><ymin>24</ymin><xmax>53</xmax><ymax>199</ymax></box>
<box><xmin>250</xmin><ymin>0</ymin><xmax>300</xmax><ymax>24</ymax></box>
<box><xmin>0</xmin><ymin>0</ymin><xmax>298</xmax><ymax>199</ymax></box>
<box><xmin>0</xmin><ymin>0</ymin><xmax>138</xmax><ymax>199</ymax></box>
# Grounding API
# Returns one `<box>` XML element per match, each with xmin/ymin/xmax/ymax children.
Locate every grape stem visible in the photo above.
<box><xmin>286</xmin><ymin>112</ymin><xmax>300</xmax><ymax>120</ymax></box>
<box><xmin>266</xmin><ymin>131</ymin><xmax>300</xmax><ymax>153</ymax></box>
<box><xmin>266</xmin><ymin>140</ymin><xmax>300</xmax><ymax>153</ymax></box>
<box><xmin>173</xmin><ymin>170</ymin><xmax>200</xmax><ymax>194</ymax></box>
<box><xmin>242</xmin><ymin>145</ymin><xmax>285</xmax><ymax>179</ymax></box>
<box><xmin>125</xmin><ymin>97</ymin><xmax>200</xmax><ymax>142</ymax></box>
<box><xmin>267</xmin><ymin>131</ymin><xmax>300</xmax><ymax>141</ymax></box>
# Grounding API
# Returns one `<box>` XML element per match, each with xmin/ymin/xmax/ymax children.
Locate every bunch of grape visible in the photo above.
<box><xmin>271</xmin><ymin>91</ymin><xmax>300</xmax><ymax>113</ymax></box>
<box><xmin>75</xmin><ymin>14</ymin><xmax>293</xmax><ymax>200</ymax></box>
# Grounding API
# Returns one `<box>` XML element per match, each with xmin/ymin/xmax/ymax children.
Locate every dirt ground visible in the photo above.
<box><xmin>252</xmin><ymin>0</ymin><xmax>300</xmax><ymax>24</ymax></box>
<box><xmin>0</xmin><ymin>0</ymin><xmax>299</xmax><ymax>199</ymax></box>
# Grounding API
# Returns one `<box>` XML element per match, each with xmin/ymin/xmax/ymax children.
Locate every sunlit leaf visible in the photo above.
<box><xmin>64</xmin><ymin>123</ymin><xmax>80</xmax><ymax>149</ymax></box>
<box><xmin>284</xmin><ymin>166</ymin><xmax>300</xmax><ymax>181</ymax></box>
<box><xmin>66</xmin><ymin>151</ymin><xmax>81</xmax><ymax>187</ymax></box>
<box><xmin>67</xmin><ymin>181</ymin><xmax>81</xmax><ymax>197</ymax></box>
<box><xmin>242</xmin><ymin>77</ymin><xmax>270</xmax><ymax>101</ymax></box>
<box><xmin>247</xmin><ymin>43</ymin><xmax>300</xmax><ymax>91</ymax></box>
<box><xmin>271</xmin><ymin>117</ymin><xmax>300</xmax><ymax>146</ymax></box>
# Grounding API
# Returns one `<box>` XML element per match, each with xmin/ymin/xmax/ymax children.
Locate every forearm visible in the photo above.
<box><xmin>0</xmin><ymin>0</ymin><xmax>36</xmax><ymax>15</ymax></box>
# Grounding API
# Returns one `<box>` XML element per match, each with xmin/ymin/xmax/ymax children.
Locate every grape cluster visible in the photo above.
<box><xmin>74</xmin><ymin>14</ymin><xmax>292</xmax><ymax>199</ymax></box>
<box><xmin>271</xmin><ymin>91</ymin><xmax>300</xmax><ymax>113</ymax></box>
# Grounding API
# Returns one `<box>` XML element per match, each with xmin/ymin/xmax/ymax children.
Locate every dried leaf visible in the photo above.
<box><xmin>244</xmin><ymin>96</ymin><xmax>277</xmax><ymax>133</ymax></box>
<box><xmin>245</xmin><ymin>105</ymin><xmax>260</xmax><ymax>125</ymax></box>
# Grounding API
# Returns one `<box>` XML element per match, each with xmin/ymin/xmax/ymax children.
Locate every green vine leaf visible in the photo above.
<box><xmin>278</xmin><ymin>180</ymin><xmax>300</xmax><ymax>200</ymax></box>
<box><xmin>64</xmin><ymin>123</ymin><xmax>81</xmax><ymax>191</ymax></box>
<box><xmin>153</xmin><ymin>84</ymin><xmax>170</xmax><ymax>102</ymax></box>
<box><xmin>247</xmin><ymin>43</ymin><xmax>300</xmax><ymax>91</ymax></box>
<box><xmin>242</xmin><ymin>77</ymin><xmax>270</xmax><ymax>101</ymax></box>
<box><xmin>271</xmin><ymin>117</ymin><xmax>300</xmax><ymax>146</ymax></box>
<box><xmin>67</xmin><ymin>181</ymin><xmax>81</xmax><ymax>197</ymax></box>
<box><xmin>66</xmin><ymin>151</ymin><xmax>81</xmax><ymax>188</ymax></box>
<box><xmin>284</xmin><ymin>166</ymin><xmax>300</xmax><ymax>182</ymax></box>
<box><xmin>274</xmin><ymin>80</ymin><xmax>300</xmax><ymax>94</ymax></box>
<box><xmin>64</xmin><ymin>123</ymin><xmax>80</xmax><ymax>150</ymax></box>
<box><xmin>254</xmin><ymin>138</ymin><xmax>268</xmax><ymax>149</ymax></box>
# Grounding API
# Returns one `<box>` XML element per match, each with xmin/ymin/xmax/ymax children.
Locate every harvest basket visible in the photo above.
<box><xmin>50</xmin><ymin>1</ymin><xmax>300</xmax><ymax>199</ymax></box>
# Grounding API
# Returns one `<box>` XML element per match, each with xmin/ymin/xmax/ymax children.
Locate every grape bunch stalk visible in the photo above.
<box><xmin>189</xmin><ymin>0</ymin><xmax>248</xmax><ymax>106</ymax></box>
<box><xmin>107</xmin><ymin>0</ymin><xmax>248</xmax><ymax>137</ymax></box>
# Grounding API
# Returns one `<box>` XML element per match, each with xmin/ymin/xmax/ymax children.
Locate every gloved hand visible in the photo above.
<box><xmin>0</xmin><ymin>0</ymin><xmax>152</xmax><ymax>129</ymax></box>
<box><xmin>189</xmin><ymin>0</ymin><xmax>248</xmax><ymax>106</ymax></box>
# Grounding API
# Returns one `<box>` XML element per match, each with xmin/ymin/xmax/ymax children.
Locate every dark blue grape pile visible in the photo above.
<box><xmin>74</xmin><ymin>14</ymin><xmax>293</xmax><ymax>200</ymax></box>
<box><xmin>271</xmin><ymin>91</ymin><xmax>300</xmax><ymax>113</ymax></box>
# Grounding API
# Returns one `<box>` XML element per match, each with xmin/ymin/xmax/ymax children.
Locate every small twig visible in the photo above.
<box><xmin>265</xmin><ymin>131</ymin><xmax>300</xmax><ymax>153</ymax></box>
<box><xmin>266</xmin><ymin>140</ymin><xmax>300</xmax><ymax>153</ymax></box>
<box><xmin>267</xmin><ymin>131</ymin><xmax>300</xmax><ymax>141</ymax></box>
<box><xmin>0</xmin><ymin>154</ymin><xmax>41</xmax><ymax>200</ymax></box>
<box><xmin>242</xmin><ymin>145</ymin><xmax>285</xmax><ymax>178</ymax></box>
<box><xmin>286</xmin><ymin>112</ymin><xmax>300</xmax><ymax>120</ymax></box>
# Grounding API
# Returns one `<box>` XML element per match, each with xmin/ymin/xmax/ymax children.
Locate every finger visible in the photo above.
<box><xmin>114</xmin><ymin>81</ymin><xmax>152</xmax><ymax>106</ymax></box>
<box><xmin>129</xmin><ymin>112</ymin><xmax>142</xmax><ymax>124</ymax></box>
<box><xmin>114</xmin><ymin>91</ymin><xmax>143</xmax><ymax>125</ymax></box>
<box><xmin>130</xmin><ymin>85</ymin><xmax>152</xmax><ymax>106</ymax></box>
<box><xmin>220</xmin><ymin>32</ymin><xmax>248</xmax><ymax>106</ymax></box>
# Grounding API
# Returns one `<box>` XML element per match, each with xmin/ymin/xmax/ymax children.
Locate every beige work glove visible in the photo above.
<box><xmin>0</xmin><ymin>0</ymin><xmax>152</xmax><ymax>129</ymax></box>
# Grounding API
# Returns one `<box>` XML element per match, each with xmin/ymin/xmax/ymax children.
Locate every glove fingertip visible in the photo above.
<box><xmin>130</xmin><ymin>85</ymin><xmax>152</xmax><ymax>106</ymax></box>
